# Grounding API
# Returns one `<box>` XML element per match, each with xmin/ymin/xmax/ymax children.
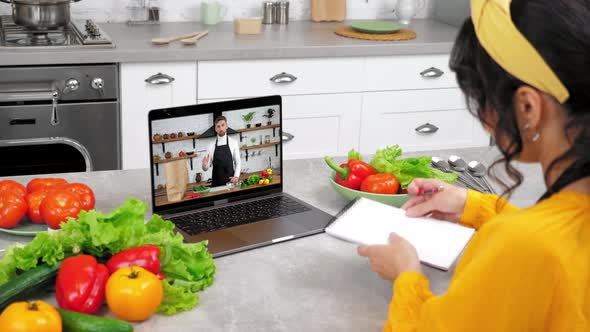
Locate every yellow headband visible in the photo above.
<box><xmin>471</xmin><ymin>0</ymin><xmax>570</xmax><ymax>103</ymax></box>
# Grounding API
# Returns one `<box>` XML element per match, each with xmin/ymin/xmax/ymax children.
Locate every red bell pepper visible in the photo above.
<box><xmin>325</xmin><ymin>157</ymin><xmax>377</xmax><ymax>190</ymax></box>
<box><xmin>56</xmin><ymin>255</ymin><xmax>109</xmax><ymax>314</ymax></box>
<box><xmin>106</xmin><ymin>244</ymin><xmax>161</xmax><ymax>275</ymax></box>
<box><xmin>186</xmin><ymin>192</ymin><xmax>202</xmax><ymax>199</ymax></box>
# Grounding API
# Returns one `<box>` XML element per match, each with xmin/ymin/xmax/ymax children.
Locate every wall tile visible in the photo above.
<box><xmin>0</xmin><ymin>0</ymin><xmax>436</xmax><ymax>22</ymax></box>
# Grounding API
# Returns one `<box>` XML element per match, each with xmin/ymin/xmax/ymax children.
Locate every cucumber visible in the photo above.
<box><xmin>58</xmin><ymin>309</ymin><xmax>134</xmax><ymax>332</ymax></box>
<box><xmin>0</xmin><ymin>263</ymin><xmax>60</xmax><ymax>311</ymax></box>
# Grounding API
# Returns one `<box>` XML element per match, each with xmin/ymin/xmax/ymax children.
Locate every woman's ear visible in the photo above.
<box><xmin>514</xmin><ymin>86</ymin><xmax>543</xmax><ymax>131</ymax></box>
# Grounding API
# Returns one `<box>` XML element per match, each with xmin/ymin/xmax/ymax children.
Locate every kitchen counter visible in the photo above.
<box><xmin>0</xmin><ymin>19</ymin><xmax>459</xmax><ymax>66</ymax></box>
<box><xmin>0</xmin><ymin>147</ymin><xmax>545</xmax><ymax>331</ymax></box>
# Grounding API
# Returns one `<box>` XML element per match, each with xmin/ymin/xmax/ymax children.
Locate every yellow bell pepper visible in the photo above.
<box><xmin>264</xmin><ymin>179</ymin><xmax>270</xmax><ymax>185</ymax></box>
<box><xmin>259</xmin><ymin>179</ymin><xmax>264</xmax><ymax>185</ymax></box>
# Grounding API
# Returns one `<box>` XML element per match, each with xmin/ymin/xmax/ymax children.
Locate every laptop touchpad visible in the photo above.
<box><xmin>231</xmin><ymin>218</ymin><xmax>306</xmax><ymax>243</ymax></box>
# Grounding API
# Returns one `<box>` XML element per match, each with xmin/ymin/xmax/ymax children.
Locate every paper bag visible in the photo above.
<box><xmin>164</xmin><ymin>159</ymin><xmax>188</xmax><ymax>202</ymax></box>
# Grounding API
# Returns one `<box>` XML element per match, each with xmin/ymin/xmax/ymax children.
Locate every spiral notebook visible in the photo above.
<box><xmin>325</xmin><ymin>198</ymin><xmax>475</xmax><ymax>271</ymax></box>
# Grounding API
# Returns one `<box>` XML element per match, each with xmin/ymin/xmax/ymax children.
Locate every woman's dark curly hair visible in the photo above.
<box><xmin>449</xmin><ymin>0</ymin><xmax>590</xmax><ymax>198</ymax></box>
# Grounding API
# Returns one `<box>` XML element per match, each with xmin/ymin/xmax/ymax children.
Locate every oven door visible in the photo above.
<box><xmin>0</xmin><ymin>102</ymin><xmax>120</xmax><ymax>176</ymax></box>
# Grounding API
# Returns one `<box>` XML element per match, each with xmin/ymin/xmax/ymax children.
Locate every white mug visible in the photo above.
<box><xmin>201</xmin><ymin>1</ymin><xmax>227</xmax><ymax>25</ymax></box>
<box><xmin>395</xmin><ymin>0</ymin><xmax>425</xmax><ymax>25</ymax></box>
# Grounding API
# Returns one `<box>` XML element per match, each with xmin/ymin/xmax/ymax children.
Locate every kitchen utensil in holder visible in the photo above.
<box><xmin>127</xmin><ymin>0</ymin><xmax>160</xmax><ymax>25</ymax></box>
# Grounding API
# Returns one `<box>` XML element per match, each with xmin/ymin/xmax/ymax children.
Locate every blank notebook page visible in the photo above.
<box><xmin>325</xmin><ymin>198</ymin><xmax>475</xmax><ymax>270</ymax></box>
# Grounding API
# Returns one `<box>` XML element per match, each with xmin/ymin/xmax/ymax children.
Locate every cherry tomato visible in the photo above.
<box><xmin>64</xmin><ymin>183</ymin><xmax>95</xmax><ymax>211</ymax></box>
<box><xmin>0</xmin><ymin>191</ymin><xmax>28</xmax><ymax>229</ymax></box>
<box><xmin>27</xmin><ymin>178</ymin><xmax>68</xmax><ymax>193</ymax></box>
<box><xmin>0</xmin><ymin>180</ymin><xmax>27</xmax><ymax>197</ymax></box>
<box><xmin>39</xmin><ymin>191</ymin><xmax>81</xmax><ymax>229</ymax></box>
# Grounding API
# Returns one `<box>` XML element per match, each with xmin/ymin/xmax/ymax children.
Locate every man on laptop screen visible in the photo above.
<box><xmin>151</xmin><ymin>105</ymin><xmax>281</xmax><ymax>207</ymax></box>
<box><xmin>201</xmin><ymin>115</ymin><xmax>241</xmax><ymax>187</ymax></box>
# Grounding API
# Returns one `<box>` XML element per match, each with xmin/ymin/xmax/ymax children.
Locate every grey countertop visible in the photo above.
<box><xmin>0</xmin><ymin>147</ymin><xmax>545</xmax><ymax>331</ymax></box>
<box><xmin>0</xmin><ymin>19</ymin><xmax>459</xmax><ymax>66</ymax></box>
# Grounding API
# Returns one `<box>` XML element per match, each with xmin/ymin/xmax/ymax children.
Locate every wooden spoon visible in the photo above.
<box><xmin>180</xmin><ymin>31</ymin><xmax>209</xmax><ymax>45</ymax></box>
<box><xmin>151</xmin><ymin>31</ymin><xmax>203</xmax><ymax>45</ymax></box>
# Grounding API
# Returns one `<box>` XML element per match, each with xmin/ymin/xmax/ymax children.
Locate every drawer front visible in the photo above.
<box><xmin>360</xmin><ymin>90</ymin><xmax>489</xmax><ymax>152</ymax></box>
<box><xmin>198</xmin><ymin>58</ymin><xmax>365</xmax><ymax>99</ymax></box>
<box><xmin>365</xmin><ymin>55</ymin><xmax>458</xmax><ymax>91</ymax></box>
<box><xmin>282</xmin><ymin>94</ymin><xmax>362</xmax><ymax>160</ymax></box>
<box><xmin>121</xmin><ymin>62</ymin><xmax>197</xmax><ymax>169</ymax></box>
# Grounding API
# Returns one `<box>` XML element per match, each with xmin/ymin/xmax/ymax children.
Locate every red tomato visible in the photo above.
<box><xmin>39</xmin><ymin>191</ymin><xmax>81</xmax><ymax>229</ymax></box>
<box><xmin>0</xmin><ymin>180</ymin><xmax>27</xmax><ymax>197</ymax></box>
<box><xmin>0</xmin><ymin>191</ymin><xmax>28</xmax><ymax>229</ymax></box>
<box><xmin>25</xmin><ymin>190</ymin><xmax>50</xmax><ymax>224</ymax></box>
<box><xmin>64</xmin><ymin>183</ymin><xmax>96</xmax><ymax>211</ymax></box>
<box><xmin>27</xmin><ymin>178</ymin><xmax>68</xmax><ymax>193</ymax></box>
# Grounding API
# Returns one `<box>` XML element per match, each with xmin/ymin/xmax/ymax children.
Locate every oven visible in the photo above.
<box><xmin>0</xmin><ymin>64</ymin><xmax>120</xmax><ymax>176</ymax></box>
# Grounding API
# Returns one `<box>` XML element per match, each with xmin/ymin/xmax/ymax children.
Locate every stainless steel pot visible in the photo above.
<box><xmin>0</xmin><ymin>0</ymin><xmax>81</xmax><ymax>31</ymax></box>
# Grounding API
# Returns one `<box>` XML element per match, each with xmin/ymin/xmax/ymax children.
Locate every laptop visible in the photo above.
<box><xmin>148</xmin><ymin>95</ymin><xmax>333</xmax><ymax>257</ymax></box>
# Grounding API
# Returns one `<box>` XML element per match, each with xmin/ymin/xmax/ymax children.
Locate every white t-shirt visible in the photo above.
<box><xmin>204</xmin><ymin>134</ymin><xmax>241</xmax><ymax>178</ymax></box>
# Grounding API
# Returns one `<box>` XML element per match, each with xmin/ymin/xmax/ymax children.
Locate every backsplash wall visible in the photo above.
<box><xmin>0</xmin><ymin>0</ymin><xmax>435</xmax><ymax>22</ymax></box>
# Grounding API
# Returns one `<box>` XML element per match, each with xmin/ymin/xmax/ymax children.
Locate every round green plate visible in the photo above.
<box><xmin>329</xmin><ymin>173</ymin><xmax>410</xmax><ymax>207</ymax></box>
<box><xmin>351</xmin><ymin>21</ymin><xmax>402</xmax><ymax>34</ymax></box>
<box><xmin>0</xmin><ymin>220</ymin><xmax>48</xmax><ymax>237</ymax></box>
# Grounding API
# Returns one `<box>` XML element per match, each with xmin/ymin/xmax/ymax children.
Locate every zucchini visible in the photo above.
<box><xmin>0</xmin><ymin>263</ymin><xmax>60</xmax><ymax>311</ymax></box>
<box><xmin>58</xmin><ymin>309</ymin><xmax>134</xmax><ymax>332</ymax></box>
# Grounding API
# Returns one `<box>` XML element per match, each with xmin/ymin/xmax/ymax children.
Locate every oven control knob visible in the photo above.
<box><xmin>91</xmin><ymin>78</ymin><xmax>105</xmax><ymax>97</ymax></box>
<box><xmin>63</xmin><ymin>78</ymin><xmax>80</xmax><ymax>94</ymax></box>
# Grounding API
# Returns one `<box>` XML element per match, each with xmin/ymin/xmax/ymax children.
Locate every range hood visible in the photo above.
<box><xmin>199</xmin><ymin>110</ymin><xmax>239</xmax><ymax>138</ymax></box>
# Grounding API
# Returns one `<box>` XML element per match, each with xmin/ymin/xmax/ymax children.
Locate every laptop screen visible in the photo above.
<box><xmin>148</xmin><ymin>96</ymin><xmax>283</xmax><ymax>212</ymax></box>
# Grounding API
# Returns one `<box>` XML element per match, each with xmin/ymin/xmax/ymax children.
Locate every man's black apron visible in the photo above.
<box><xmin>211</xmin><ymin>135</ymin><xmax>234</xmax><ymax>187</ymax></box>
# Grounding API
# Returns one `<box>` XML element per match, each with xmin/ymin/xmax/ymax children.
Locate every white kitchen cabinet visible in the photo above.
<box><xmin>360</xmin><ymin>89</ymin><xmax>489</xmax><ymax>153</ymax></box>
<box><xmin>197</xmin><ymin>58</ymin><xmax>365</xmax><ymax>100</ymax></box>
<box><xmin>197</xmin><ymin>94</ymin><xmax>362</xmax><ymax>160</ymax></box>
<box><xmin>120</xmin><ymin>62</ymin><xmax>197</xmax><ymax>169</ymax></box>
<box><xmin>282</xmin><ymin>94</ymin><xmax>362</xmax><ymax>160</ymax></box>
<box><xmin>192</xmin><ymin>54</ymin><xmax>488</xmax><ymax>160</ymax></box>
<box><xmin>364</xmin><ymin>55</ymin><xmax>458</xmax><ymax>91</ymax></box>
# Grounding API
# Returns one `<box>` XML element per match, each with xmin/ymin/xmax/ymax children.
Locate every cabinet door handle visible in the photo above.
<box><xmin>282</xmin><ymin>131</ymin><xmax>295</xmax><ymax>142</ymax></box>
<box><xmin>145</xmin><ymin>73</ymin><xmax>175</xmax><ymax>85</ymax></box>
<box><xmin>270</xmin><ymin>72</ymin><xmax>298</xmax><ymax>84</ymax></box>
<box><xmin>415</xmin><ymin>123</ymin><xmax>439</xmax><ymax>134</ymax></box>
<box><xmin>419</xmin><ymin>67</ymin><xmax>444</xmax><ymax>78</ymax></box>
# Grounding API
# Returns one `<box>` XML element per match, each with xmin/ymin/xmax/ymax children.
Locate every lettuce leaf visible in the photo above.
<box><xmin>0</xmin><ymin>197</ymin><xmax>216</xmax><ymax>315</ymax></box>
<box><xmin>369</xmin><ymin>145</ymin><xmax>458</xmax><ymax>189</ymax></box>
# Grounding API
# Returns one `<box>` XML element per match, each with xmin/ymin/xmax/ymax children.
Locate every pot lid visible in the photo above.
<box><xmin>12</xmin><ymin>0</ymin><xmax>72</xmax><ymax>5</ymax></box>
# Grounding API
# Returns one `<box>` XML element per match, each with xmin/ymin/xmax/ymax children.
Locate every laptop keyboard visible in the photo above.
<box><xmin>170</xmin><ymin>196</ymin><xmax>311</xmax><ymax>235</ymax></box>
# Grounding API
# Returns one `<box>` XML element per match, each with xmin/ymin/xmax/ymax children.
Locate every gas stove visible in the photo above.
<box><xmin>0</xmin><ymin>16</ymin><xmax>114</xmax><ymax>49</ymax></box>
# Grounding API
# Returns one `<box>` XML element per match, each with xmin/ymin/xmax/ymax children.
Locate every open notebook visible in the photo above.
<box><xmin>325</xmin><ymin>198</ymin><xmax>475</xmax><ymax>271</ymax></box>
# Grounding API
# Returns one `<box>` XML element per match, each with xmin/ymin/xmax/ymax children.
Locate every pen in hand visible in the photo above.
<box><xmin>417</xmin><ymin>185</ymin><xmax>444</xmax><ymax>196</ymax></box>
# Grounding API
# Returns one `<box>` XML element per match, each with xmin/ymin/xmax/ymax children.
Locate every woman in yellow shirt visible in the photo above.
<box><xmin>357</xmin><ymin>0</ymin><xmax>590</xmax><ymax>331</ymax></box>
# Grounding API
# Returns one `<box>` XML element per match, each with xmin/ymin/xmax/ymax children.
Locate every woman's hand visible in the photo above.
<box><xmin>401</xmin><ymin>179</ymin><xmax>468</xmax><ymax>223</ymax></box>
<box><xmin>357</xmin><ymin>233</ymin><xmax>421</xmax><ymax>281</ymax></box>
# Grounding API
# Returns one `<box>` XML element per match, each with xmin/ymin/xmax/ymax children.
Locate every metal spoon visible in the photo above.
<box><xmin>468</xmin><ymin>160</ymin><xmax>496</xmax><ymax>194</ymax></box>
<box><xmin>431</xmin><ymin>157</ymin><xmax>472</xmax><ymax>189</ymax></box>
<box><xmin>448</xmin><ymin>155</ymin><xmax>488</xmax><ymax>192</ymax></box>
